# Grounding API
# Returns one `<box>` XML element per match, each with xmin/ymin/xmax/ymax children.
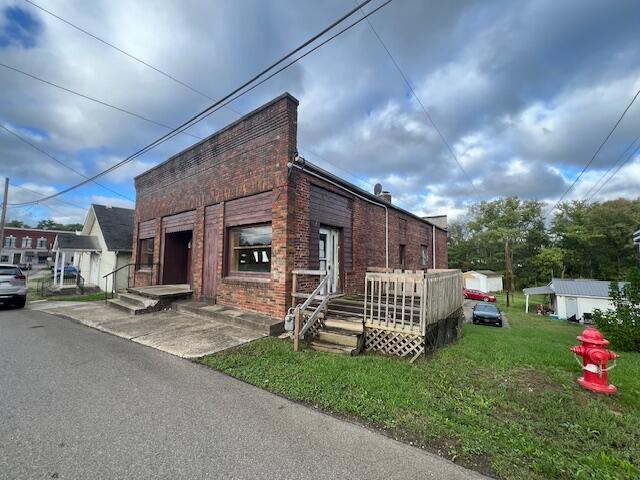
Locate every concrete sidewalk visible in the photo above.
<box><xmin>28</xmin><ymin>300</ymin><xmax>263</xmax><ymax>358</ymax></box>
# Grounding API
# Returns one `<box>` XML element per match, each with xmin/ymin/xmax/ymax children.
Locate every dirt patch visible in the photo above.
<box><xmin>510</xmin><ymin>367</ymin><xmax>562</xmax><ymax>394</ymax></box>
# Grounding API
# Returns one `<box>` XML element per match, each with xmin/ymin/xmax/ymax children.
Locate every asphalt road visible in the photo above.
<box><xmin>0</xmin><ymin>307</ymin><xmax>485</xmax><ymax>480</ymax></box>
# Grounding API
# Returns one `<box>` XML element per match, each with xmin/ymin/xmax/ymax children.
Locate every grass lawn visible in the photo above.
<box><xmin>198</xmin><ymin>293</ymin><xmax>639</xmax><ymax>479</ymax></box>
<box><xmin>27</xmin><ymin>288</ymin><xmax>106</xmax><ymax>303</ymax></box>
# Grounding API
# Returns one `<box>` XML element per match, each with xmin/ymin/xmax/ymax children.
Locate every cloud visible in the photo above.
<box><xmin>0</xmin><ymin>0</ymin><xmax>638</xmax><ymax>225</ymax></box>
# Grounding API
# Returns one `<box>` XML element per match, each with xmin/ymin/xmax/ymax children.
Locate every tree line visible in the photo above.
<box><xmin>448</xmin><ymin>197</ymin><xmax>640</xmax><ymax>289</ymax></box>
<box><xmin>5</xmin><ymin>219</ymin><xmax>84</xmax><ymax>232</ymax></box>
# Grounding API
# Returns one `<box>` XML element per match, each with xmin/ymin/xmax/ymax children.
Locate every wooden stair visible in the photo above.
<box><xmin>307</xmin><ymin>295</ymin><xmax>365</xmax><ymax>356</ymax></box>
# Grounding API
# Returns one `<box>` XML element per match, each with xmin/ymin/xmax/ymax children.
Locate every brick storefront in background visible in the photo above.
<box><xmin>132</xmin><ymin>92</ymin><xmax>448</xmax><ymax>319</ymax></box>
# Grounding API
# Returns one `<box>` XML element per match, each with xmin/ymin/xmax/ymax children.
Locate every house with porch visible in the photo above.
<box><xmin>123</xmin><ymin>93</ymin><xmax>461</xmax><ymax>358</ymax></box>
<box><xmin>51</xmin><ymin>204</ymin><xmax>134</xmax><ymax>293</ymax></box>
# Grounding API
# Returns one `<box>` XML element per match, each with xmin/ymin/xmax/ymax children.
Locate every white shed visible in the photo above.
<box><xmin>523</xmin><ymin>278</ymin><xmax>626</xmax><ymax>323</ymax></box>
<box><xmin>463</xmin><ymin>270</ymin><xmax>503</xmax><ymax>292</ymax></box>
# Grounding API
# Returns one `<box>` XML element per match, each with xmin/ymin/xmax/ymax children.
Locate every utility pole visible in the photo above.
<box><xmin>504</xmin><ymin>237</ymin><xmax>512</xmax><ymax>307</ymax></box>
<box><xmin>0</xmin><ymin>177</ymin><xmax>8</xmax><ymax>258</ymax></box>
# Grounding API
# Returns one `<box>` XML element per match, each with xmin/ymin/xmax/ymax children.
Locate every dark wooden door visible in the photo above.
<box><xmin>203</xmin><ymin>220</ymin><xmax>218</xmax><ymax>299</ymax></box>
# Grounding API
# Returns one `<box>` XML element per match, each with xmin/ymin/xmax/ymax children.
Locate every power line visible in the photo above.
<box><xmin>11</xmin><ymin>0</ymin><xmax>392</xmax><ymax>207</ymax></box>
<box><xmin>582</xmin><ymin>133</ymin><xmax>640</xmax><ymax>201</ymax></box>
<box><xmin>1</xmin><ymin>62</ymin><xmax>373</xmax><ymax>194</ymax></box>
<box><xmin>587</xmin><ymin>141</ymin><xmax>640</xmax><ymax>202</ymax></box>
<box><xmin>355</xmin><ymin>0</ymin><xmax>480</xmax><ymax>196</ymax></box>
<box><xmin>22</xmin><ymin>0</ymin><xmax>379</xmax><ymax>197</ymax></box>
<box><xmin>0</xmin><ymin>63</ymin><xmax>202</xmax><ymax>141</ymax></box>
<box><xmin>9</xmin><ymin>182</ymin><xmax>87</xmax><ymax>210</ymax></box>
<box><xmin>544</xmin><ymin>87</ymin><xmax>640</xmax><ymax>217</ymax></box>
<box><xmin>24</xmin><ymin>0</ymin><xmax>238</xmax><ymax>115</ymax></box>
<box><xmin>0</xmin><ymin>124</ymin><xmax>133</xmax><ymax>202</ymax></box>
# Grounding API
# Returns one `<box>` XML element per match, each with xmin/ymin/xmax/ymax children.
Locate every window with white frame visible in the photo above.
<box><xmin>36</xmin><ymin>237</ymin><xmax>47</xmax><ymax>249</ymax></box>
<box><xmin>22</xmin><ymin>237</ymin><xmax>32</xmax><ymax>248</ymax></box>
<box><xmin>4</xmin><ymin>236</ymin><xmax>16</xmax><ymax>248</ymax></box>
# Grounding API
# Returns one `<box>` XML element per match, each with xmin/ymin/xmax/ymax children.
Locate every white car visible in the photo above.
<box><xmin>0</xmin><ymin>264</ymin><xmax>27</xmax><ymax>308</ymax></box>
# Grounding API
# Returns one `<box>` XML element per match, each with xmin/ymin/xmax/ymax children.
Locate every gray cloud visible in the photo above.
<box><xmin>1</xmin><ymin>0</ymin><xmax>639</xmax><ymax>224</ymax></box>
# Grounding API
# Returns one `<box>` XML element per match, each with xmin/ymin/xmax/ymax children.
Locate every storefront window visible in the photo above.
<box><xmin>228</xmin><ymin>224</ymin><xmax>272</xmax><ymax>274</ymax></box>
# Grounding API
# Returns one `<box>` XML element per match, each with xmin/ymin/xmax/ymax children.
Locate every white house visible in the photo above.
<box><xmin>634</xmin><ymin>228</ymin><xmax>640</xmax><ymax>253</ymax></box>
<box><xmin>56</xmin><ymin>204</ymin><xmax>134</xmax><ymax>292</ymax></box>
<box><xmin>463</xmin><ymin>270</ymin><xmax>503</xmax><ymax>292</ymax></box>
<box><xmin>523</xmin><ymin>278</ymin><xmax>626</xmax><ymax>323</ymax></box>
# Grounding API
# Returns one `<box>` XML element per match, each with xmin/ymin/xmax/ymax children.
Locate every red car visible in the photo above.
<box><xmin>464</xmin><ymin>288</ymin><xmax>496</xmax><ymax>302</ymax></box>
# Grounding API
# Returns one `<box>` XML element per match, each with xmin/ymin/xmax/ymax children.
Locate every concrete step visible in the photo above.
<box><xmin>106</xmin><ymin>298</ymin><xmax>149</xmax><ymax>315</ymax></box>
<box><xmin>317</xmin><ymin>330</ymin><xmax>359</xmax><ymax>348</ymax></box>
<box><xmin>175</xmin><ymin>302</ymin><xmax>283</xmax><ymax>336</ymax></box>
<box><xmin>309</xmin><ymin>340</ymin><xmax>354</xmax><ymax>356</ymax></box>
<box><xmin>117</xmin><ymin>292</ymin><xmax>158</xmax><ymax>309</ymax></box>
<box><xmin>323</xmin><ymin>317</ymin><xmax>364</xmax><ymax>334</ymax></box>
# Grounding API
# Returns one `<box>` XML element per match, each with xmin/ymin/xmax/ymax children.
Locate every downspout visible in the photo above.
<box><xmin>289</xmin><ymin>161</ymin><xmax>389</xmax><ymax>268</ymax></box>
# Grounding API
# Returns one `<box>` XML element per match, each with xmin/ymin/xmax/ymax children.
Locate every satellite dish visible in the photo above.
<box><xmin>374</xmin><ymin>183</ymin><xmax>383</xmax><ymax>195</ymax></box>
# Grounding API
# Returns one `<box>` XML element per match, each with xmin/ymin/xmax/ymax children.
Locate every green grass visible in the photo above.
<box><xmin>198</xmin><ymin>293</ymin><xmax>640</xmax><ymax>479</ymax></box>
<box><xmin>52</xmin><ymin>292</ymin><xmax>107</xmax><ymax>302</ymax></box>
<box><xmin>26</xmin><ymin>288</ymin><xmax>106</xmax><ymax>303</ymax></box>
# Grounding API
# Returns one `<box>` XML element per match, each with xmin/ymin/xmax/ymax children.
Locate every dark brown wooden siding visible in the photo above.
<box><xmin>203</xmin><ymin>204</ymin><xmax>222</xmax><ymax>299</ymax></box>
<box><xmin>224</xmin><ymin>191</ymin><xmax>272</xmax><ymax>227</ymax></box>
<box><xmin>163</xmin><ymin>210</ymin><xmax>196</xmax><ymax>233</ymax></box>
<box><xmin>309</xmin><ymin>184</ymin><xmax>353</xmax><ymax>271</ymax></box>
<box><xmin>138</xmin><ymin>219</ymin><xmax>157</xmax><ymax>239</ymax></box>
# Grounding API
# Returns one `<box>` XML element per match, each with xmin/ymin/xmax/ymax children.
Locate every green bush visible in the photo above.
<box><xmin>593</xmin><ymin>270</ymin><xmax>640</xmax><ymax>352</ymax></box>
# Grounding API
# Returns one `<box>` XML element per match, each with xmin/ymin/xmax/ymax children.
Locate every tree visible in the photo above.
<box><xmin>37</xmin><ymin>219</ymin><xmax>58</xmax><ymax>230</ymax></box>
<box><xmin>6</xmin><ymin>219</ymin><xmax>30</xmax><ymax>228</ymax></box>
<box><xmin>532</xmin><ymin>247</ymin><xmax>565</xmax><ymax>280</ymax></box>
<box><xmin>35</xmin><ymin>219</ymin><xmax>83</xmax><ymax>231</ymax></box>
<box><xmin>593</xmin><ymin>269</ymin><xmax>640</xmax><ymax>352</ymax></box>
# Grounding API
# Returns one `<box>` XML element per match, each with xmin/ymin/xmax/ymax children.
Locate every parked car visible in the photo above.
<box><xmin>51</xmin><ymin>265</ymin><xmax>79</xmax><ymax>277</ymax></box>
<box><xmin>464</xmin><ymin>288</ymin><xmax>496</xmax><ymax>302</ymax></box>
<box><xmin>472</xmin><ymin>303</ymin><xmax>503</xmax><ymax>327</ymax></box>
<box><xmin>0</xmin><ymin>264</ymin><xmax>27</xmax><ymax>308</ymax></box>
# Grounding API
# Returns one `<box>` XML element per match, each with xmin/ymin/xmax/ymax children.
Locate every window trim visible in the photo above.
<box><xmin>225</xmin><ymin>222</ymin><xmax>272</xmax><ymax>279</ymax></box>
<box><xmin>137</xmin><ymin>238</ymin><xmax>154</xmax><ymax>270</ymax></box>
<box><xmin>4</xmin><ymin>235</ymin><xmax>16</xmax><ymax>248</ymax></box>
<box><xmin>420</xmin><ymin>244</ymin><xmax>429</xmax><ymax>267</ymax></box>
<box><xmin>36</xmin><ymin>237</ymin><xmax>48</xmax><ymax>249</ymax></box>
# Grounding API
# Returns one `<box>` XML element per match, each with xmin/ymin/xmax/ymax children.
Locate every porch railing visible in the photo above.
<box><xmin>103</xmin><ymin>262</ymin><xmax>160</xmax><ymax>302</ymax></box>
<box><xmin>290</xmin><ymin>269</ymin><xmax>332</xmax><ymax>348</ymax></box>
<box><xmin>36</xmin><ymin>271</ymin><xmax>85</xmax><ymax>297</ymax></box>
<box><xmin>364</xmin><ymin>269</ymin><xmax>463</xmax><ymax>335</ymax></box>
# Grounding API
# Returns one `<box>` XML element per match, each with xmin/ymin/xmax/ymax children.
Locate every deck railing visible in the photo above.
<box><xmin>364</xmin><ymin>269</ymin><xmax>463</xmax><ymax>335</ymax></box>
<box><xmin>290</xmin><ymin>269</ymin><xmax>332</xmax><ymax>349</ymax></box>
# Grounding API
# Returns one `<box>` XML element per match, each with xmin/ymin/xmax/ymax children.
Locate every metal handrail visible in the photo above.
<box><xmin>103</xmin><ymin>262</ymin><xmax>160</xmax><ymax>302</ymax></box>
<box><xmin>298</xmin><ymin>274</ymin><xmax>331</xmax><ymax>339</ymax></box>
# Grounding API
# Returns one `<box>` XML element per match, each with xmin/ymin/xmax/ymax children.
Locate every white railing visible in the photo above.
<box><xmin>364</xmin><ymin>269</ymin><xmax>463</xmax><ymax>335</ymax></box>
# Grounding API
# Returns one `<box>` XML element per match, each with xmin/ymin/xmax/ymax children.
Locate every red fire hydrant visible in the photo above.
<box><xmin>570</xmin><ymin>326</ymin><xmax>619</xmax><ymax>394</ymax></box>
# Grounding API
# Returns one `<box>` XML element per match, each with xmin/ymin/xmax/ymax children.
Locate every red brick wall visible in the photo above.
<box><xmin>289</xmin><ymin>170</ymin><xmax>449</xmax><ymax>296</ymax></box>
<box><xmin>132</xmin><ymin>93</ymin><xmax>298</xmax><ymax>318</ymax></box>
<box><xmin>132</xmin><ymin>92</ymin><xmax>448</xmax><ymax>318</ymax></box>
<box><xmin>3</xmin><ymin>228</ymin><xmax>63</xmax><ymax>250</ymax></box>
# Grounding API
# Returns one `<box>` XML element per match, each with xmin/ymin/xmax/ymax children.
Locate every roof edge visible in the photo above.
<box><xmin>134</xmin><ymin>92</ymin><xmax>299</xmax><ymax>181</ymax></box>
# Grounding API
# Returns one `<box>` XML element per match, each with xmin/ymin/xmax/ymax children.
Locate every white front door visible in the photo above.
<box><xmin>90</xmin><ymin>254</ymin><xmax>100</xmax><ymax>285</ymax></box>
<box><xmin>319</xmin><ymin>227</ymin><xmax>340</xmax><ymax>294</ymax></box>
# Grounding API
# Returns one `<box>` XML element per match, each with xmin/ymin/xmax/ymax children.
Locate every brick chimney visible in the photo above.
<box><xmin>379</xmin><ymin>191</ymin><xmax>392</xmax><ymax>203</ymax></box>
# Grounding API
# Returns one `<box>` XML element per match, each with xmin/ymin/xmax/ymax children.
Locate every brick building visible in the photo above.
<box><xmin>1</xmin><ymin>227</ymin><xmax>67</xmax><ymax>265</ymax></box>
<box><xmin>132</xmin><ymin>93</ymin><xmax>448</xmax><ymax>319</ymax></box>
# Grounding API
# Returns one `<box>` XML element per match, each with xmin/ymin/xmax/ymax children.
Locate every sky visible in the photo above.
<box><xmin>0</xmin><ymin>0</ymin><xmax>639</xmax><ymax>226</ymax></box>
